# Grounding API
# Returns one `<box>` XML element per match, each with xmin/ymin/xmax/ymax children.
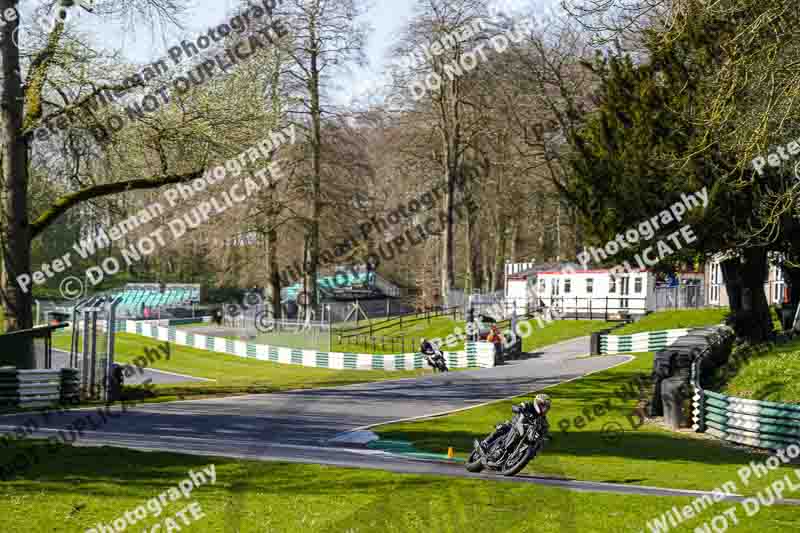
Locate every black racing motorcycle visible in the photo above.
<box><xmin>465</xmin><ymin>409</ymin><xmax>548</xmax><ymax>476</ymax></box>
<box><xmin>424</xmin><ymin>347</ymin><xmax>449</xmax><ymax>372</ymax></box>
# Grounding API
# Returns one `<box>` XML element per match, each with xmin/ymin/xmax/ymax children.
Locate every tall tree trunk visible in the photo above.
<box><xmin>482</xmin><ymin>235</ymin><xmax>493</xmax><ymax>292</ymax></box>
<box><xmin>720</xmin><ymin>258</ymin><xmax>743</xmax><ymax>312</ymax></box>
<box><xmin>1</xmin><ymin>3</ymin><xmax>34</xmax><ymax>365</ymax></box>
<box><xmin>721</xmin><ymin>249</ymin><xmax>773</xmax><ymax>342</ymax></box>
<box><xmin>555</xmin><ymin>201</ymin><xmax>562</xmax><ymax>261</ymax></box>
<box><xmin>441</xmin><ymin>155</ymin><xmax>456</xmax><ymax>305</ymax></box>
<box><xmin>304</xmin><ymin>17</ymin><xmax>322</xmax><ymax>322</ymax></box>
<box><xmin>741</xmin><ymin>248</ymin><xmax>773</xmax><ymax>342</ymax></box>
<box><xmin>464</xmin><ymin>166</ymin><xmax>481</xmax><ymax>294</ymax></box>
<box><xmin>437</xmin><ymin>57</ymin><xmax>461</xmax><ymax>307</ymax></box>
<box><xmin>493</xmin><ymin>217</ymin><xmax>508</xmax><ymax>292</ymax></box>
<box><xmin>509</xmin><ymin>220</ymin><xmax>519</xmax><ymax>264</ymax></box>
<box><xmin>264</xmin><ymin>228</ymin><xmax>281</xmax><ymax>320</ymax></box>
<box><xmin>466</xmin><ymin>215</ymin><xmax>482</xmax><ymax>294</ymax></box>
<box><xmin>440</xmin><ymin>171</ymin><xmax>455</xmax><ymax>307</ymax></box>
<box><xmin>572</xmin><ymin>205</ymin><xmax>582</xmax><ymax>259</ymax></box>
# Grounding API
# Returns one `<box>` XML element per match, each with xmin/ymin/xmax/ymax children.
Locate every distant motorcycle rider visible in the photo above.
<box><xmin>420</xmin><ymin>338</ymin><xmax>435</xmax><ymax>356</ymax></box>
<box><xmin>420</xmin><ymin>338</ymin><xmax>447</xmax><ymax>371</ymax></box>
<box><xmin>478</xmin><ymin>394</ymin><xmax>552</xmax><ymax>455</ymax></box>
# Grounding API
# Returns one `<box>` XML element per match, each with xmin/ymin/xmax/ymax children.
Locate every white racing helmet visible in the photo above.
<box><xmin>533</xmin><ymin>394</ymin><xmax>552</xmax><ymax>414</ymax></box>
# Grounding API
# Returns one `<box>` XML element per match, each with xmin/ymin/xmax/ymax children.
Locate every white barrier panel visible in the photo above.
<box><xmin>117</xmin><ymin>320</ymin><xmax>499</xmax><ymax>371</ymax></box>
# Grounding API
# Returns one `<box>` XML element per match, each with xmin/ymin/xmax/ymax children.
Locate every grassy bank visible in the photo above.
<box><xmin>721</xmin><ymin>338</ymin><xmax>800</xmax><ymax>403</ymax></box>
<box><xmin>1</xmin><ymin>440</ymin><xmax>797</xmax><ymax>532</ymax></box>
<box><xmin>520</xmin><ymin>320</ymin><xmax>614</xmax><ymax>352</ymax></box>
<box><xmin>614</xmin><ymin>308</ymin><xmax>729</xmax><ymax>335</ymax></box>
<box><xmin>376</xmin><ymin>352</ymin><xmax>798</xmax><ymax>495</ymax></box>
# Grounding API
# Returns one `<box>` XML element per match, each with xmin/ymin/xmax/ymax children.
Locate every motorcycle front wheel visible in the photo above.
<box><xmin>500</xmin><ymin>441</ymin><xmax>535</xmax><ymax>477</ymax></box>
<box><xmin>465</xmin><ymin>449</ymin><xmax>484</xmax><ymax>472</ymax></box>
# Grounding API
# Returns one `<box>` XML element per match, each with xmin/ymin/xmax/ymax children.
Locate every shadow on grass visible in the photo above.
<box><xmin>377</xmin><ymin>425</ymin><xmax>762</xmax><ymax>469</ymax></box>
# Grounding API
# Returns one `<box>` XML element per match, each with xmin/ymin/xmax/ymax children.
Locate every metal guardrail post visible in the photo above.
<box><xmin>104</xmin><ymin>297</ymin><xmax>121</xmax><ymax>403</ymax></box>
<box><xmin>81</xmin><ymin>307</ymin><xmax>91</xmax><ymax>399</ymax></box>
<box><xmin>690</xmin><ymin>349</ymin><xmax>706</xmax><ymax>433</ymax></box>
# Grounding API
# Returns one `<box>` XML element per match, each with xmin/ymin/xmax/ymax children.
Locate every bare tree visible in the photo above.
<box><xmin>391</xmin><ymin>0</ymin><xmax>494</xmax><ymax>303</ymax></box>
<box><xmin>270</xmin><ymin>0</ymin><xmax>368</xmax><ymax>320</ymax></box>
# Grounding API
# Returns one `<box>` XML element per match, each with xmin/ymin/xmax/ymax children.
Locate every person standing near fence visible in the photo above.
<box><xmin>487</xmin><ymin>325</ymin><xmax>504</xmax><ymax>364</ymax></box>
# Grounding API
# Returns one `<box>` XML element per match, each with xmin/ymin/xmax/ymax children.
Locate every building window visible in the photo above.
<box><xmin>634</xmin><ymin>277</ymin><xmax>643</xmax><ymax>294</ymax></box>
<box><xmin>539</xmin><ymin>278</ymin><xmax>546</xmax><ymax>293</ymax></box>
<box><xmin>564</xmin><ymin>278</ymin><xmax>571</xmax><ymax>294</ymax></box>
<box><xmin>609</xmin><ymin>276</ymin><xmax>616</xmax><ymax>293</ymax></box>
<box><xmin>710</xmin><ymin>261</ymin><xmax>722</xmax><ymax>304</ymax></box>
<box><xmin>586</xmin><ymin>278</ymin><xmax>594</xmax><ymax>293</ymax></box>
<box><xmin>775</xmin><ymin>264</ymin><xmax>785</xmax><ymax>304</ymax></box>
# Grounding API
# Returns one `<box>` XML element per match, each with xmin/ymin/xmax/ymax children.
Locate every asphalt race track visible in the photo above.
<box><xmin>6</xmin><ymin>337</ymin><xmax>800</xmax><ymax>503</ymax></box>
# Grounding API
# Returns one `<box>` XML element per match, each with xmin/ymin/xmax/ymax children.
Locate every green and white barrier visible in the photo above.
<box><xmin>122</xmin><ymin>320</ymin><xmax>496</xmax><ymax>371</ymax></box>
<box><xmin>693</xmin><ymin>390</ymin><xmax>800</xmax><ymax>450</ymax></box>
<box><xmin>600</xmin><ymin>328</ymin><xmax>691</xmax><ymax>354</ymax></box>
<box><xmin>689</xmin><ymin>327</ymin><xmax>800</xmax><ymax>451</ymax></box>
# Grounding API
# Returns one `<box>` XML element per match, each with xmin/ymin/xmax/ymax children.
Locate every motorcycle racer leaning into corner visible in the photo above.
<box><xmin>477</xmin><ymin>394</ymin><xmax>552</xmax><ymax>456</ymax></box>
<box><xmin>420</xmin><ymin>338</ymin><xmax>448</xmax><ymax>371</ymax></box>
<box><xmin>420</xmin><ymin>338</ymin><xmax>436</xmax><ymax>357</ymax></box>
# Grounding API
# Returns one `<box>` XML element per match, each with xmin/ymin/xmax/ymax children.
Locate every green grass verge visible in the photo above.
<box><xmin>52</xmin><ymin>332</ymin><xmax>427</xmax><ymax>399</ymax></box>
<box><xmin>520</xmin><ymin>320</ymin><xmax>615</xmax><ymax>353</ymax></box>
<box><xmin>614</xmin><ymin>308</ymin><xmax>730</xmax><ymax>335</ymax></box>
<box><xmin>376</xmin><ymin>352</ymin><xmax>799</xmax><ymax>495</ymax></box>
<box><xmin>722</xmin><ymin>338</ymin><xmax>800</xmax><ymax>403</ymax></box>
<box><xmin>1</xmin><ymin>441</ymin><xmax>798</xmax><ymax>532</ymax></box>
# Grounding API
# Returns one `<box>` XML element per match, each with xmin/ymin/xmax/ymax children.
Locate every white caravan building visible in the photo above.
<box><xmin>507</xmin><ymin>265</ymin><xmax>658</xmax><ymax>318</ymax></box>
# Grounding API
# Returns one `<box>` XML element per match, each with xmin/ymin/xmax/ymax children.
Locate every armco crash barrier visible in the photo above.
<box><xmin>0</xmin><ymin>368</ymin><xmax>80</xmax><ymax>409</ymax></box>
<box><xmin>687</xmin><ymin>326</ymin><xmax>800</xmax><ymax>450</ymax></box>
<box><xmin>695</xmin><ymin>391</ymin><xmax>800</xmax><ymax>450</ymax></box>
<box><xmin>692</xmin><ymin>352</ymin><xmax>800</xmax><ymax>450</ymax></box>
<box><xmin>122</xmin><ymin>320</ymin><xmax>497</xmax><ymax>371</ymax></box>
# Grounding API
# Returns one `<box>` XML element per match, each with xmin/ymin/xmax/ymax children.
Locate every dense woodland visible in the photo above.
<box><xmin>2</xmin><ymin>0</ymin><xmax>800</xmax><ymax>355</ymax></box>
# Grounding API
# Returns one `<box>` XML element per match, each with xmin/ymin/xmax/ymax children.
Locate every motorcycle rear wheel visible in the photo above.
<box><xmin>465</xmin><ymin>450</ymin><xmax>484</xmax><ymax>472</ymax></box>
<box><xmin>500</xmin><ymin>442</ymin><xmax>535</xmax><ymax>477</ymax></box>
